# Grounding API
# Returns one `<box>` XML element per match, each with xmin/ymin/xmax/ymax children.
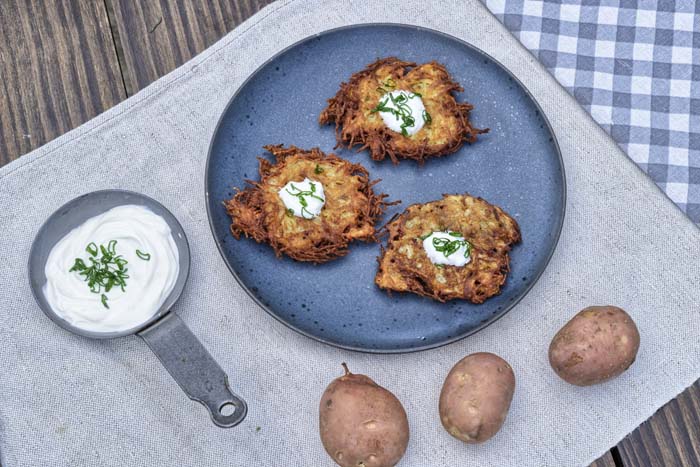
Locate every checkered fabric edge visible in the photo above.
<box><xmin>483</xmin><ymin>0</ymin><xmax>700</xmax><ymax>223</ymax></box>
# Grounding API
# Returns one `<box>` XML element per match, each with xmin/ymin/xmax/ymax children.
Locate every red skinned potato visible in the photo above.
<box><xmin>439</xmin><ymin>352</ymin><xmax>515</xmax><ymax>444</ymax></box>
<box><xmin>549</xmin><ymin>305</ymin><xmax>640</xmax><ymax>386</ymax></box>
<box><xmin>319</xmin><ymin>363</ymin><xmax>409</xmax><ymax>467</ymax></box>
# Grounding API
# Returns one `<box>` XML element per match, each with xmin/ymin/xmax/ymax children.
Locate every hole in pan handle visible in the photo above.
<box><xmin>138</xmin><ymin>312</ymin><xmax>247</xmax><ymax>427</ymax></box>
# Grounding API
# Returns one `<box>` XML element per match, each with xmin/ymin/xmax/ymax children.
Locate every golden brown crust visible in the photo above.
<box><xmin>320</xmin><ymin>57</ymin><xmax>488</xmax><ymax>164</ymax></box>
<box><xmin>225</xmin><ymin>145</ymin><xmax>394</xmax><ymax>263</ymax></box>
<box><xmin>375</xmin><ymin>194</ymin><xmax>520</xmax><ymax>303</ymax></box>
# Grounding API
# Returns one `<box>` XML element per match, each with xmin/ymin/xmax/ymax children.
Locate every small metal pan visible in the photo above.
<box><xmin>28</xmin><ymin>189</ymin><xmax>247</xmax><ymax>427</ymax></box>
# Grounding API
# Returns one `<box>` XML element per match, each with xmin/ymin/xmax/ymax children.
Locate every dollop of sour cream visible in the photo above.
<box><xmin>278</xmin><ymin>178</ymin><xmax>325</xmax><ymax>219</ymax></box>
<box><xmin>377</xmin><ymin>90</ymin><xmax>427</xmax><ymax>136</ymax></box>
<box><xmin>422</xmin><ymin>231</ymin><xmax>472</xmax><ymax>267</ymax></box>
<box><xmin>43</xmin><ymin>205</ymin><xmax>179</xmax><ymax>333</ymax></box>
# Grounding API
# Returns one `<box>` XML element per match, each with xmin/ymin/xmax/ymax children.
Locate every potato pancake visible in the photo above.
<box><xmin>375</xmin><ymin>194</ymin><xmax>520</xmax><ymax>303</ymax></box>
<box><xmin>225</xmin><ymin>145</ymin><xmax>392</xmax><ymax>263</ymax></box>
<box><xmin>320</xmin><ymin>57</ymin><xmax>488</xmax><ymax>164</ymax></box>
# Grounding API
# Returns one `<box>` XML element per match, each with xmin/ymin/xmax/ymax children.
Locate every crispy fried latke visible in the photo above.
<box><xmin>375</xmin><ymin>194</ymin><xmax>520</xmax><ymax>303</ymax></box>
<box><xmin>320</xmin><ymin>57</ymin><xmax>488</xmax><ymax>164</ymax></box>
<box><xmin>225</xmin><ymin>145</ymin><xmax>394</xmax><ymax>263</ymax></box>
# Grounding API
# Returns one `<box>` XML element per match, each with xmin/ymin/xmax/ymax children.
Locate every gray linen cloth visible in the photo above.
<box><xmin>1</xmin><ymin>1</ymin><xmax>698</xmax><ymax>466</ymax></box>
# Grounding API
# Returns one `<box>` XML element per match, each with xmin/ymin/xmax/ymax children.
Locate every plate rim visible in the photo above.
<box><xmin>204</xmin><ymin>22</ymin><xmax>567</xmax><ymax>353</ymax></box>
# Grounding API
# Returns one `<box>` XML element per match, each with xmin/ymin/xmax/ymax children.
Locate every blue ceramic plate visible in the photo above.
<box><xmin>206</xmin><ymin>24</ymin><xmax>565</xmax><ymax>353</ymax></box>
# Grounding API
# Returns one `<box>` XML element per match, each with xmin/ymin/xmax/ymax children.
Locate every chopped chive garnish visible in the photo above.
<box><xmin>371</xmin><ymin>90</ymin><xmax>425</xmax><ymax>136</ymax></box>
<box><xmin>135</xmin><ymin>249</ymin><xmax>151</xmax><ymax>261</ymax></box>
<box><xmin>424</xmin><ymin>232</ymin><xmax>473</xmax><ymax>259</ymax></box>
<box><xmin>69</xmin><ymin>241</ymin><xmax>129</xmax><ymax>309</ymax></box>
<box><xmin>285</xmin><ymin>181</ymin><xmax>325</xmax><ymax>219</ymax></box>
<box><xmin>86</xmin><ymin>242</ymin><xmax>98</xmax><ymax>256</ymax></box>
<box><xmin>69</xmin><ymin>258</ymin><xmax>87</xmax><ymax>272</ymax></box>
<box><xmin>375</xmin><ymin>78</ymin><xmax>397</xmax><ymax>94</ymax></box>
<box><xmin>314</xmin><ymin>164</ymin><xmax>324</xmax><ymax>174</ymax></box>
<box><xmin>465</xmin><ymin>242</ymin><xmax>473</xmax><ymax>259</ymax></box>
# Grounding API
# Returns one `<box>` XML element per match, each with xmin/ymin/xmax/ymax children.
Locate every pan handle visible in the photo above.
<box><xmin>138</xmin><ymin>312</ymin><xmax>247</xmax><ymax>427</ymax></box>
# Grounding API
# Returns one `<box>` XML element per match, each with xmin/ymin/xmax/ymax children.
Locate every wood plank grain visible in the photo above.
<box><xmin>590</xmin><ymin>451</ymin><xmax>618</xmax><ymax>467</ymax></box>
<box><xmin>618</xmin><ymin>381</ymin><xmax>700</xmax><ymax>466</ymax></box>
<box><xmin>0</xmin><ymin>0</ymin><xmax>125</xmax><ymax>166</ymax></box>
<box><xmin>109</xmin><ymin>0</ymin><xmax>275</xmax><ymax>95</ymax></box>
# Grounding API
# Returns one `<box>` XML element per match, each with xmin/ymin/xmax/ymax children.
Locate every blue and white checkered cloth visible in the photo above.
<box><xmin>483</xmin><ymin>0</ymin><xmax>700</xmax><ymax>223</ymax></box>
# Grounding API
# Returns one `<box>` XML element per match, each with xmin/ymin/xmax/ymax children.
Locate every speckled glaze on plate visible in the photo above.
<box><xmin>205</xmin><ymin>24</ymin><xmax>565</xmax><ymax>353</ymax></box>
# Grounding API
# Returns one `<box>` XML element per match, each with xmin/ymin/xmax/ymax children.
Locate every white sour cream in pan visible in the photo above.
<box><xmin>278</xmin><ymin>178</ymin><xmax>326</xmax><ymax>219</ymax></box>
<box><xmin>43</xmin><ymin>205</ymin><xmax>179</xmax><ymax>333</ymax></box>
<box><xmin>376</xmin><ymin>90</ymin><xmax>427</xmax><ymax>136</ymax></box>
<box><xmin>422</xmin><ymin>231</ymin><xmax>472</xmax><ymax>267</ymax></box>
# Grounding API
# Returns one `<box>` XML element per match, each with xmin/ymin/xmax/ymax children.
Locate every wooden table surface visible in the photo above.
<box><xmin>1</xmin><ymin>2</ymin><xmax>698</xmax><ymax>466</ymax></box>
